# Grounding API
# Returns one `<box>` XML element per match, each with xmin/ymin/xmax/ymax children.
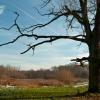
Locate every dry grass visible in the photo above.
<box><xmin>0</xmin><ymin>78</ymin><xmax>64</xmax><ymax>88</ymax></box>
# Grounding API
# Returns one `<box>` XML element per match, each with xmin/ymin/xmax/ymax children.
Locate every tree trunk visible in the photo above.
<box><xmin>88</xmin><ymin>53</ymin><xmax>100</xmax><ymax>93</ymax></box>
<box><xmin>88</xmin><ymin>0</ymin><xmax>100</xmax><ymax>93</ymax></box>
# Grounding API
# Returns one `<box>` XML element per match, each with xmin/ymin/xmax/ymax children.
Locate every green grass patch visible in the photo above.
<box><xmin>0</xmin><ymin>86</ymin><xmax>88</xmax><ymax>99</ymax></box>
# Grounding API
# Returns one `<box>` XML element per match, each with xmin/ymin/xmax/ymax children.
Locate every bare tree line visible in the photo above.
<box><xmin>0</xmin><ymin>63</ymin><xmax>88</xmax><ymax>85</ymax></box>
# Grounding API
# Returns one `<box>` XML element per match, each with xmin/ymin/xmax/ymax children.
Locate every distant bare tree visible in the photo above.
<box><xmin>56</xmin><ymin>69</ymin><xmax>75</xmax><ymax>84</ymax></box>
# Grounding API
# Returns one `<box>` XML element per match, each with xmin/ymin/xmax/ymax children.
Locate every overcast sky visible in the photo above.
<box><xmin>0</xmin><ymin>0</ymin><xmax>89</xmax><ymax>70</ymax></box>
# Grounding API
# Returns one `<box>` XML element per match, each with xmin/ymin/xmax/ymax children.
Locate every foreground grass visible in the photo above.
<box><xmin>0</xmin><ymin>86</ymin><xmax>99</xmax><ymax>100</ymax></box>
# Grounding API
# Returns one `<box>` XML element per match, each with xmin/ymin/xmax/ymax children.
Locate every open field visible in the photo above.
<box><xmin>0</xmin><ymin>86</ymin><xmax>100</xmax><ymax>100</ymax></box>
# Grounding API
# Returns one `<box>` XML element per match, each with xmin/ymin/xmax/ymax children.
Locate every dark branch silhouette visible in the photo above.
<box><xmin>0</xmin><ymin>11</ymin><xmax>86</xmax><ymax>54</ymax></box>
<box><xmin>71</xmin><ymin>57</ymin><xmax>89</xmax><ymax>67</ymax></box>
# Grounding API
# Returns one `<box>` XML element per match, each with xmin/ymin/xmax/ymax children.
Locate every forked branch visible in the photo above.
<box><xmin>71</xmin><ymin>57</ymin><xmax>89</xmax><ymax>67</ymax></box>
<box><xmin>0</xmin><ymin>11</ymin><xmax>86</xmax><ymax>54</ymax></box>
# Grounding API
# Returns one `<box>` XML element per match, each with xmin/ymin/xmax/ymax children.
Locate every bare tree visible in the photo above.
<box><xmin>0</xmin><ymin>0</ymin><xmax>100</xmax><ymax>93</ymax></box>
<box><xmin>56</xmin><ymin>69</ymin><xmax>75</xmax><ymax>84</ymax></box>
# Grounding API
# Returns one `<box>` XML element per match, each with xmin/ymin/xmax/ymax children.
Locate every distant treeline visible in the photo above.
<box><xmin>0</xmin><ymin>63</ymin><xmax>88</xmax><ymax>84</ymax></box>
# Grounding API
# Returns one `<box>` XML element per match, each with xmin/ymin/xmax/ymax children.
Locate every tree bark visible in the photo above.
<box><xmin>88</xmin><ymin>0</ymin><xmax>100</xmax><ymax>93</ymax></box>
<box><xmin>88</xmin><ymin>49</ymin><xmax>100</xmax><ymax>93</ymax></box>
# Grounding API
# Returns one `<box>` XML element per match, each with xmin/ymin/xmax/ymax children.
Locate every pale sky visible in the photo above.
<box><xmin>0</xmin><ymin>0</ymin><xmax>89</xmax><ymax>70</ymax></box>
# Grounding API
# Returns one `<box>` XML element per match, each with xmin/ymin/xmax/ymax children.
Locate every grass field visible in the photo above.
<box><xmin>0</xmin><ymin>86</ymin><xmax>99</xmax><ymax>100</ymax></box>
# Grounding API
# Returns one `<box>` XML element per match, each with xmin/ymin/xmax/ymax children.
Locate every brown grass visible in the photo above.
<box><xmin>0</xmin><ymin>78</ymin><xmax>64</xmax><ymax>88</ymax></box>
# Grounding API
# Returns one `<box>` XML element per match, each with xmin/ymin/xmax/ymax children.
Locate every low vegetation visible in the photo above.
<box><xmin>0</xmin><ymin>64</ymin><xmax>99</xmax><ymax>99</ymax></box>
<box><xmin>0</xmin><ymin>86</ymin><xmax>99</xmax><ymax>100</ymax></box>
<box><xmin>0</xmin><ymin>64</ymin><xmax>88</xmax><ymax>87</ymax></box>
<box><xmin>0</xmin><ymin>86</ymin><xmax>87</xmax><ymax>99</ymax></box>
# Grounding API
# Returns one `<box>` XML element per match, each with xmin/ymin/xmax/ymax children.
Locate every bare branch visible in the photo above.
<box><xmin>1</xmin><ymin>1</ymin><xmax>93</xmax><ymax>54</ymax></box>
<box><xmin>0</xmin><ymin>12</ymin><xmax>19</xmax><ymax>31</ymax></box>
<box><xmin>0</xmin><ymin>34</ymin><xmax>86</xmax><ymax>45</ymax></box>
<box><xmin>71</xmin><ymin>57</ymin><xmax>89</xmax><ymax>67</ymax></box>
<box><xmin>41</xmin><ymin>0</ymin><xmax>51</xmax><ymax>8</ymax></box>
<box><xmin>0</xmin><ymin>33</ymin><xmax>86</xmax><ymax>46</ymax></box>
<box><xmin>23</xmin><ymin>12</ymin><xmax>66</xmax><ymax>32</ymax></box>
<box><xmin>0</xmin><ymin>11</ymin><xmax>86</xmax><ymax>48</ymax></box>
<box><xmin>0</xmin><ymin>35</ymin><xmax>23</xmax><ymax>46</ymax></box>
<box><xmin>71</xmin><ymin>57</ymin><xmax>89</xmax><ymax>62</ymax></box>
<box><xmin>21</xmin><ymin>37</ymin><xmax>58</xmax><ymax>54</ymax></box>
<box><xmin>20</xmin><ymin>34</ymin><xmax>86</xmax><ymax>54</ymax></box>
<box><xmin>23</xmin><ymin>4</ymin><xmax>87</xmax><ymax>33</ymax></box>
